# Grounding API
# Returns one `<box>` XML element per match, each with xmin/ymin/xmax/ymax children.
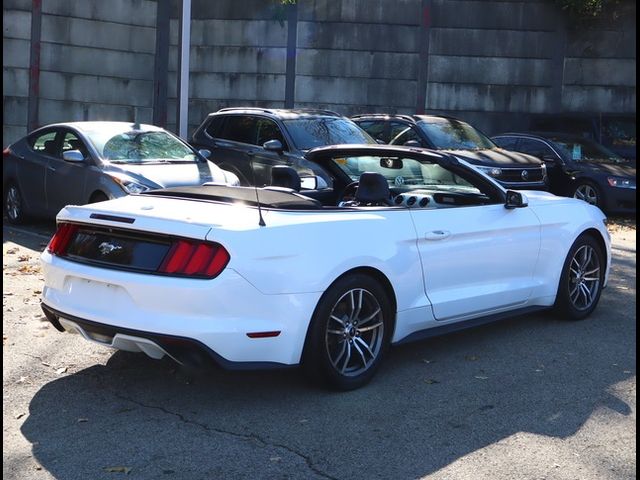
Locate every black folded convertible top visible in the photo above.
<box><xmin>142</xmin><ymin>185</ymin><xmax>323</xmax><ymax>210</ymax></box>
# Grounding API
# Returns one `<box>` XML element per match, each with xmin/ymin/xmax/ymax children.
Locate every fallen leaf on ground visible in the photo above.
<box><xmin>18</xmin><ymin>265</ymin><xmax>41</xmax><ymax>274</ymax></box>
<box><xmin>56</xmin><ymin>367</ymin><xmax>68</xmax><ymax>375</ymax></box>
<box><xmin>15</xmin><ymin>412</ymin><xmax>26</xmax><ymax>419</ymax></box>
<box><xmin>18</xmin><ymin>255</ymin><xmax>31</xmax><ymax>262</ymax></box>
<box><xmin>6</xmin><ymin>248</ymin><xmax>18</xmax><ymax>254</ymax></box>
<box><xmin>103</xmin><ymin>466</ymin><xmax>132</xmax><ymax>474</ymax></box>
<box><xmin>424</xmin><ymin>379</ymin><xmax>440</xmax><ymax>384</ymax></box>
<box><xmin>41</xmin><ymin>361</ymin><xmax>50</xmax><ymax>367</ymax></box>
<box><xmin>77</xmin><ymin>418</ymin><xmax>89</xmax><ymax>423</ymax></box>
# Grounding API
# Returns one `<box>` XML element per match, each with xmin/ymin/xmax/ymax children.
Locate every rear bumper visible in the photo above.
<box><xmin>40</xmin><ymin>251</ymin><xmax>322</xmax><ymax>366</ymax></box>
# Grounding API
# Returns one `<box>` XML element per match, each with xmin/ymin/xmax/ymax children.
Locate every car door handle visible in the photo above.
<box><xmin>425</xmin><ymin>230</ymin><xmax>451</xmax><ymax>241</ymax></box>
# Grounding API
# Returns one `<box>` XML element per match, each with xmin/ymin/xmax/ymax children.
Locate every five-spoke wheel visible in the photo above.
<box><xmin>4</xmin><ymin>182</ymin><xmax>26</xmax><ymax>224</ymax></box>
<box><xmin>573</xmin><ymin>182</ymin><xmax>600</xmax><ymax>208</ymax></box>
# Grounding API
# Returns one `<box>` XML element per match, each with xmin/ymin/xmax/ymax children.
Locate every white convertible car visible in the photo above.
<box><xmin>40</xmin><ymin>145</ymin><xmax>611</xmax><ymax>390</ymax></box>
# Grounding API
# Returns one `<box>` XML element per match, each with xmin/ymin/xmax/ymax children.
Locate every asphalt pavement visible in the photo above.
<box><xmin>2</xmin><ymin>219</ymin><xmax>636</xmax><ymax>480</ymax></box>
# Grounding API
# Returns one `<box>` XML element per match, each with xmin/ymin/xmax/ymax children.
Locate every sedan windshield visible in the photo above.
<box><xmin>283</xmin><ymin>118</ymin><xmax>375</xmax><ymax>150</ymax></box>
<box><xmin>87</xmin><ymin>129</ymin><xmax>198</xmax><ymax>164</ymax></box>
<box><xmin>550</xmin><ymin>137</ymin><xmax>629</xmax><ymax>165</ymax></box>
<box><xmin>416</xmin><ymin>118</ymin><xmax>496</xmax><ymax>150</ymax></box>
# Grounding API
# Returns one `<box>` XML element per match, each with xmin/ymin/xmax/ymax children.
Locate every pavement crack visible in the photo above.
<box><xmin>113</xmin><ymin>392</ymin><xmax>338</xmax><ymax>480</ymax></box>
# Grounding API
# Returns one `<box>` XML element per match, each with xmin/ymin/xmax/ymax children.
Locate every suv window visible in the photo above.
<box><xmin>391</xmin><ymin>126</ymin><xmax>420</xmax><ymax>146</ymax></box>
<box><xmin>518</xmin><ymin>138</ymin><xmax>556</xmax><ymax>159</ymax></box>
<box><xmin>357</xmin><ymin>120</ymin><xmax>388</xmax><ymax>143</ymax></box>
<box><xmin>216</xmin><ymin>116</ymin><xmax>257</xmax><ymax>145</ymax></box>
<box><xmin>204</xmin><ymin>116</ymin><xmax>224</xmax><ymax>138</ymax></box>
<box><xmin>29</xmin><ymin>131</ymin><xmax>58</xmax><ymax>156</ymax></box>
<box><xmin>256</xmin><ymin>118</ymin><xmax>286</xmax><ymax>149</ymax></box>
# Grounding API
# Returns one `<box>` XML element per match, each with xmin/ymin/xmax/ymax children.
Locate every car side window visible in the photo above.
<box><xmin>216</xmin><ymin>115</ymin><xmax>257</xmax><ymax>145</ymax></box>
<box><xmin>492</xmin><ymin>136</ymin><xmax>519</xmax><ymax>150</ymax></box>
<box><xmin>518</xmin><ymin>139</ymin><xmax>556</xmax><ymax>160</ymax></box>
<box><xmin>256</xmin><ymin>118</ymin><xmax>287</xmax><ymax>149</ymax></box>
<box><xmin>29</xmin><ymin>131</ymin><xmax>58</xmax><ymax>156</ymax></box>
<box><xmin>390</xmin><ymin>125</ymin><xmax>420</xmax><ymax>146</ymax></box>
<box><xmin>61</xmin><ymin>132</ymin><xmax>89</xmax><ymax>159</ymax></box>
<box><xmin>357</xmin><ymin>121</ymin><xmax>388</xmax><ymax>143</ymax></box>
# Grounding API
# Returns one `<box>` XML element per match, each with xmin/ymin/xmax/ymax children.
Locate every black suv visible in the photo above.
<box><xmin>352</xmin><ymin>114</ymin><xmax>548</xmax><ymax>190</ymax></box>
<box><xmin>190</xmin><ymin>108</ymin><xmax>375</xmax><ymax>188</ymax></box>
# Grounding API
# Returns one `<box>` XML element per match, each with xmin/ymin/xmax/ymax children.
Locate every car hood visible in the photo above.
<box><xmin>104</xmin><ymin>161</ymin><xmax>226</xmax><ymax>189</ymax></box>
<box><xmin>444</xmin><ymin>148</ymin><xmax>543</xmax><ymax>167</ymax></box>
<box><xmin>568</xmin><ymin>161</ymin><xmax>636</xmax><ymax>178</ymax></box>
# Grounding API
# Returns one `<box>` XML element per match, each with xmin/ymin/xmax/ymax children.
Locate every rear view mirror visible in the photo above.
<box><xmin>380</xmin><ymin>158</ymin><xmax>404</xmax><ymax>169</ymax></box>
<box><xmin>505</xmin><ymin>190</ymin><xmax>528</xmax><ymax>209</ymax></box>
<box><xmin>62</xmin><ymin>150</ymin><xmax>85</xmax><ymax>163</ymax></box>
<box><xmin>263</xmin><ymin>139</ymin><xmax>284</xmax><ymax>153</ymax></box>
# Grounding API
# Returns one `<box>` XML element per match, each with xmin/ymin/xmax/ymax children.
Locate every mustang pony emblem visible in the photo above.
<box><xmin>98</xmin><ymin>241</ymin><xmax>123</xmax><ymax>255</ymax></box>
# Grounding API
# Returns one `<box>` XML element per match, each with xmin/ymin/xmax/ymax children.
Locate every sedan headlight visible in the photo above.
<box><xmin>477</xmin><ymin>166</ymin><xmax>503</xmax><ymax>177</ymax></box>
<box><xmin>108</xmin><ymin>174</ymin><xmax>152</xmax><ymax>194</ymax></box>
<box><xmin>606</xmin><ymin>176</ymin><xmax>636</xmax><ymax>189</ymax></box>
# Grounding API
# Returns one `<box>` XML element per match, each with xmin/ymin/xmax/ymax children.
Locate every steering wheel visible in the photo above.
<box><xmin>337</xmin><ymin>181</ymin><xmax>359</xmax><ymax>205</ymax></box>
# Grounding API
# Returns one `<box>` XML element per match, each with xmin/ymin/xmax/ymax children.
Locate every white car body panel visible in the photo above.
<box><xmin>40</xmin><ymin>169</ymin><xmax>611</xmax><ymax>367</ymax></box>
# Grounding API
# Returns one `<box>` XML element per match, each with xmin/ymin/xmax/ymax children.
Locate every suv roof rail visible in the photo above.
<box><xmin>351</xmin><ymin>113</ymin><xmax>418</xmax><ymax>123</ymax></box>
<box><xmin>216</xmin><ymin>107</ymin><xmax>276</xmax><ymax>114</ymax></box>
<box><xmin>293</xmin><ymin>108</ymin><xmax>342</xmax><ymax>117</ymax></box>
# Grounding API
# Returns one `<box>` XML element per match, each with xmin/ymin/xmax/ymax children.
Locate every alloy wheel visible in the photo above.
<box><xmin>573</xmin><ymin>184</ymin><xmax>599</xmax><ymax>206</ymax></box>
<box><xmin>568</xmin><ymin>244</ymin><xmax>601</xmax><ymax>311</ymax></box>
<box><xmin>325</xmin><ymin>288</ymin><xmax>385</xmax><ymax>377</ymax></box>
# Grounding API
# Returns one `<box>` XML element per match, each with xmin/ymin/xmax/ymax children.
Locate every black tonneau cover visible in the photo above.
<box><xmin>142</xmin><ymin>185</ymin><xmax>322</xmax><ymax>210</ymax></box>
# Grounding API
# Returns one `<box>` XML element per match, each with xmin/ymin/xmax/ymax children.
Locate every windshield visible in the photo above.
<box><xmin>550</xmin><ymin>137</ymin><xmax>628</xmax><ymax>164</ymax></box>
<box><xmin>415</xmin><ymin>118</ymin><xmax>496</xmax><ymax>150</ymax></box>
<box><xmin>332</xmin><ymin>155</ymin><xmax>479</xmax><ymax>193</ymax></box>
<box><xmin>283</xmin><ymin>118</ymin><xmax>375</xmax><ymax>150</ymax></box>
<box><xmin>87</xmin><ymin>129</ymin><xmax>198</xmax><ymax>164</ymax></box>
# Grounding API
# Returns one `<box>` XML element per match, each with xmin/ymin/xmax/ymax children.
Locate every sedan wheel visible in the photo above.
<box><xmin>573</xmin><ymin>182</ymin><xmax>600</xmax><ymax>207</ymax></box>
<box><xmin>4</xmin><ymin>183</ymin><xmax>26</xmax><ymax>224</ymax></box>
<box><xmin>554</xmin><ymin>234</ymin><xmax>604</xmax><ymax>320</ymax></box>
<box><xmin>304</xmin><ymin>274</ymin><xmax>392</xmax><ymax>390</ymax></box>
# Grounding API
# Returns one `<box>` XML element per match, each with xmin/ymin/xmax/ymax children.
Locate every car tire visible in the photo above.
<box><xmin>4</xmin><ymin>182</ymin><xmax>27</xmax><ymax>224</ymax></box>
<box><xmin>303</xmin><ymin>273</ymin><xmax>392</xmax><ymax>390</ymax></box>
<box><xmin>572</xmin><ymin>181</ymin><xmax>601</xmax><ymax>209</ymax></box>
<box><xmin>554</xmin><ymin>234</ymin><xmax>605</xmax><ymax>320</ymax></box>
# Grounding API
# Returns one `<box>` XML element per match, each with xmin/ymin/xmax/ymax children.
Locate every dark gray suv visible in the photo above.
<box><xmin>190</xmin><ymin>108</ymin><xmax>375</xmax><ymax>188</ymax></box>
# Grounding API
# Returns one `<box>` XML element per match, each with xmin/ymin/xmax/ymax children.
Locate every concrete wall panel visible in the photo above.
<box><xmin>3</xmin><ymin>67</ymin><xmax>29</xmax><ymax>97</ymax></box>
<box><xmin>298</xmin><ymin>0</ymin><xmax>421</xmax><ymax>25</ymax></box>
<box><xmin>427</xmin><ymin>83</ymin><xmax>551</xmax><ymax>113</ymax></box>
<box><xmin>431</xmin><ymin>0</ymin><xmax>556</xmax><ymax>30</ymax></box>
<box><xmin>295</xmin><ymin>76</ymin><xmax>416</xmax><ymax>107</ymax></box>
<box><xmin>564</xmin><ymin>58</ymin><xmax>636</xmax><ymax>87</ymax></box>
<box><xmin>3</xmin><ymin>9</ymin><xmax>31</xmax><ymax>39</ymax></box>
<box><xmin>169</xmin><ymin>46</ymin><xmax>287</xmax><ymax>75</ymax></box>
<box><xmin>170</xmin><ymin>19</ymin><xmax>287</xmax><ymax>48</ymax></box>
<box><xmin>42</xmin><ymin>0</ymin><xmax>157</xmax><ymax>28</ymax></box>
<box><xmin>3</xmin><ymin>39</ymin><xmax>31</xmax><ymax>69</ymax></box>
<box><xmin>428</xmin><ymin>56</ymin><xmax>553</xmax><ymax>86</ymax></box>
<box><xmin>41</xmin><ymin>15</ymin><xmax>156</xmax><ymax>53</ymax></box>
<box><xmin>36</xmin><ymin>98</ymin><xmax>152</xmax><ymax>125</ymax></box>
<box><xmin>562</xmin><ymin>86</ymin><xmax>636</xmax><ymax>113</ymax></box>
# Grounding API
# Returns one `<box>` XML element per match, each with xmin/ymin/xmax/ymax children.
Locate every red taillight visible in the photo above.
<box><xmin>159</xmin><ymin>240</ymin><xmax>229</xmax><ymax>278</ymax></box>
<box><xmin>3</xmin><ymin>147</ymin><xmax>10</xmax><ymax>158</ymax></box>
<box><xmin>47</xmin><ymin>223</ymin><xmax>78</xmax><ymax>255</ymax></box>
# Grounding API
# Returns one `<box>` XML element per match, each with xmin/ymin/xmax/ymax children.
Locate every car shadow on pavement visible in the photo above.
<box><xmin>20</xmin><ymin>297</ymin><xmax>635</xmax><ymax>480</ymax></box>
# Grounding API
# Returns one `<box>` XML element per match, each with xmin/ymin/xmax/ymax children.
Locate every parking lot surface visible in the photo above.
<box><xmin>3</xmin><ymin>218</ymin><xmax>636</xmax><ymax>480</ymax></box>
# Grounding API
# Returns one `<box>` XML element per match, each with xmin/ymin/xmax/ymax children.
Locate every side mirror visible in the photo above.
<box><xmin>263</xmin><ymin>139</ymin><xmax>284</xmax><ymax>153</ymax></box>
<box><xmin>198</xmin><ymin>149</ymin><xmax>211</xmax><ymax>159</ymax></box>
<box><xmin>505</xmin><ymin>190</ymin><xmax>528</xmax><ymax>209</ymax></box>
<box><xmin>403</xmin><ymin>139</ymin><xmax>422</xmax><ymax>147</ymax></box>
<box><xmin>62</xmin><ymin>150</ymin><xmax>85</xmax><ymax>163</ymax></box>
<box><xmin>300</xmin><ymin>176</ymin><xmax>329</xmax><ymax>190</ymax></box>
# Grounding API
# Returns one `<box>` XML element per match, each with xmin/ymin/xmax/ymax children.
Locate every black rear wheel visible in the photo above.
<box><xmin>4</xmin><ymin>182</ymin><xmax>27</xmax><ymax>224</ymax></box>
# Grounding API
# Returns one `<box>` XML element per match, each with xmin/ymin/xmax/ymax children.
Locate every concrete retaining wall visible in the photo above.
<box><xmin>3</xmin><ymin>0</ymin><xmax>636</xmax><ymax>145</ymax></box>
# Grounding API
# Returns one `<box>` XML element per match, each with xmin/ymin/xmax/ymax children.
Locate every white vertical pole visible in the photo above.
<box><xmin>176</xmin><ymin>0</ymin><xmax>191</xmax><ymax>138</ymax></box>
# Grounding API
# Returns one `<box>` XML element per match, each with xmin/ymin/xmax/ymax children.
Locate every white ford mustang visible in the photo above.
<box><xmin>40</xmin><ymin>145</ymin><xmax>611</xmax><ymax>390</ymax></box>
